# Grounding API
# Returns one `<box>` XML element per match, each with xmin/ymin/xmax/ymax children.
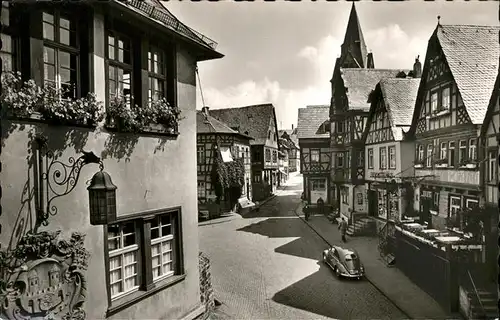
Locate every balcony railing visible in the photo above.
<box><xmin>125</xmin><ymin>0</ymin><xmax>218</xmax><ymax>50</ymax></box>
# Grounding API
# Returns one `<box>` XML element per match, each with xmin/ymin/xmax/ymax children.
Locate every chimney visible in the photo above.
<box><xmin>413</xmin><ymin>55</ymin><xmax>422</xmax><ymax>78</ymax></box>
<box><xmin>292</xmin><ymin>124</ymin><xmax>294</xmax><ymax>130</ymax></box>
<box><xmin>366</xmin><ymin>52</ymin><xmax>375</xmax><ymax>69</ymax></box>
<box><xmin>202</xmin><ymin>106</ymin><xmax>209</xmax><ymax>115</ymax></box>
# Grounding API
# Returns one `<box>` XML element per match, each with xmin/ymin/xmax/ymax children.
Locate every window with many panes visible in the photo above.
<box><xmin>150</xmin><ymin>215</ymin><xmax>175</xmax><ymax>281</ymax></box>
<box><xmin>148</xmin><ymin>45</ymin><xmax>166</xmax><ymax>104</ymax></box>
<box><xmin>253</xmin><ymin>171</ymin><xmax>261</xmax><ymax>183</ymax></box>
<box><xmin>107</xmin><ymin>32</ymin><xmax>132</xmax><ymax>106</ymax></box>
<box><xmin>449</xmin><ymin>196</ymin><xmax>461</xmax><ymax>217</ymax></box>
<box><xmin>253</xmin><ymin>150</ymin><xmax>261</xmax><ymax>162</ymax></box>
<box><xmin>468</xmin><ymin>139</ymin><xmax>477</xmax><ymax>161</ymax></box>
<box><xmin>337</xmin><ymin>153</ymin><xmax>344</xmax><ymax>168</ymax></box>
<box><xmin>42</xmin><ymin>10</ymin><xmax>79</xmax><ymax>98</ymax></box>
<box><xmin>488</xmin><ymin>150</ymin><xmax>496</xmax><ymax>182</ymax></box>
<box><xmin>357</xmin><ymin>151</ymin><xmax>364</xmax><ymax>168</ymax></box>
<box><xmin>265</xmin><ymin>149</ymin><xmax>271</xmax><ymax>162</ymax></box>
<box><xmin>106</xmin><ymin>210</ymin><xmax>182</xmax><ymax>302</ymax></box>
<box><xmin>197</xmin><ymin>181</ymin><xmax>205</xmax><ymax>198</ymax></box>
<box><xmin>379</xmin><ymin>147</ymin><xmax>387</xmax><ymax>170</ymax></box>
<box><xmin>357</xmin><ymin>193</ymin><xmax>363</xmax><ymax>205</ymax></box>
<box><xmin>310</xmin><ymin>149</ymin><xmax>320</xmax><ymax>163</ymax></box>
<box><xmin>272</xmin><ymin>150</ymin><xmax>278</xmax><ymax>163</ymax></box>
<box><xmin>367</xmin><ymin>148</ymin><xmax>373</xmax><ymax>169</ymax></box>
<box><xmin>448</xmin><ymin>141</ymin><xmax>455</xmax><ymax>166</ymax></box>
<box><xmin>108</xmin><ymin>221</ymin><xmax>140</xmax><ymax>299</ymax></box>
<box><xmin>197</xmin><ymin>145</ymin><xmax>205</xmax><ymax>164</ymax></box>
<box><xmin>426</xmin><ymin>144</ymin><xmax>433</xmax><ymax>167</ymax></box>
<box><xmin>465</xmin><ymin>198</ymin><xmax>479</xmax><ymax>209</ymax></box>
<box><xmin>388</xmin><ymin>146</ymin><xmax>396</xmax><ymax>169</ymax></box>
<box><xmin>431</xmin><ymin>92</ymin><xmax>438</xmax><ymax>113</ymax></box>
<box><xmin>432</xmin><ymin>192</ymin><xmax>439</xmax><ymax>209</ymax></box>
<box><xmin>0</xmin><ymin>3</ymin><xmax>14</xmax><ymax>74</ymax></box>
<box><xmin>441</xmin><ymin>87</ymin><xmax>450</xmax><ymax>109</ymax></box>
<box><xmin>417</xmin><ymin>145</ymin><xmax>424</xmax><ymax>162</ymax></box>
<box><xmin>458</xmin><ymin>140</ymin><xmax>467</xmax><ymax>164</ymax></box>
<box><xmin>440</xmin><ymin>142</ymin><xmax>447</xmax><ymax>160</ymax></box>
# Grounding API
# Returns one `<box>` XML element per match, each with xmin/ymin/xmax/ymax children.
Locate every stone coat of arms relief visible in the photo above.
<box><xmin>0</xmin><ymin>231</ymin><xmax>91</xmax><ymax>320</ymax></box>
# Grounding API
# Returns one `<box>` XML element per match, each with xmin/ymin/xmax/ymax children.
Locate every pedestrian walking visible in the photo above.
<box><xmin>339</xmin><ymin>217</ymin><xmax>348</xmax><ymax>242</ymax></box>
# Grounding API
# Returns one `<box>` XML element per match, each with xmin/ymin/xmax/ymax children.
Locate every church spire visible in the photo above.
<box><xmin>339</xmin><ymin>2</ymin><xmax>371</xmax><ymax>68</ymax></box>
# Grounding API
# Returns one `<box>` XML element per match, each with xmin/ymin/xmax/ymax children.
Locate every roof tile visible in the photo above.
<box><xmin>437</xmin><ymin>24</ymin><xmax>500</xmax><ymax>124</ymax></box>
<box><xmin>379</xmin><ymin>78</ymin><xmax>420</xmax><ymax>141</ymax></box>
<box><xmin>341</xmin><ymin>68</ymin><xmax>410</xmax><ymax>111</ymax></box>
<box><xmin>297</xmin><ymin>105</ymin><xmax>330</xmax><ymax>140</ymax></box>
<box><xmin>208</xmin><ymin>104</ymin><xmax>276</xmax><ymax>145</ymax></box>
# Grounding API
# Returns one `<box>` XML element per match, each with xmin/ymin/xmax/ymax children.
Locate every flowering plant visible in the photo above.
<box><xmin>107</xmin><ymin>95</ymin><xmax>183</xmax><ymax>133</ymax></box>
<box><xmin>0</xmin><ymin>71</ymin><xmax>104</xmax><ymax>126</ymax></box>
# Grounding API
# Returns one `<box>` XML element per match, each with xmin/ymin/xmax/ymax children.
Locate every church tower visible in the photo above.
<box><xmin>338</xmin><ymin>2</ymin><xmax>374</xmax><ymax>69</ymax></box>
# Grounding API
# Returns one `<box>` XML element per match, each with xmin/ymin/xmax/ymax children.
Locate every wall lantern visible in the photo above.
<box><xmin>88</xmin><ymin>168</ymin><xmax>118</xmax><ymax>225</ymax></box>
<box><xmin>33</xmin><ymin>135</ymin><xmax>118</xmax><ymax>231</ymax></box>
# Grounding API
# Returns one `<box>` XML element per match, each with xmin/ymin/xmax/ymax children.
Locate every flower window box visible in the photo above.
<box><xmin>1</xmin><ymin>72</ymin><xmax>104</xmax><ymax>127</ymax></box>
<box><xmin>431</xmin><ymin>108</ymin><xmax>451</xmax><ymax>118</ymax></box>
<box><xmin>105</xmin><ymin>96</ymin><xmax>181</xmax><ymax>136</ymax></box>
<box><xmin>458</xmin><ymin>161</ymin><xmax>476</xmax><ymax>169</ymax></box>
<box><xmin>433</xmin><ymin>158</ymin><xmax>448</xmax><ymax>168</ymax></box>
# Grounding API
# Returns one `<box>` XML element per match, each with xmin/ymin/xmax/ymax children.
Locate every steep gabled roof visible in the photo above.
<box><xmin>341</xmin><ymin>2</ymin><xmax>369</xmax><ymax>68</ymax></box>
<box><xmin>209</xmin><ymin>104</ymin><xmax>278</xmax><ymax>145</ymax></box>
<box><xmin>196</xmin><ymin>111</ymin><xmax>252</xmax><ymax>140</ymax></box>
<box><xmin>279</xmin><ymin>129</ymin><xmax>299</xmax><ymax>148</ymax></box>
<box><xmin>379</xmin><ymin>78</ymin><xmax>420</xmax><ymax>141</ymax></box>
<box><xmin>480</xmin><ymin>69</ymin><xmax>500</xmax><ymax>138</ymax></box>
<box><xmin>436</xmin><ymin>24</ymin><xmax>500</xmax><ymax>125</ymax></box>
<box><xmin>297</xmin><ymin>105</ymin><xmax>330</xmax><ymax>140</ymax></box>
<box><xmin>341</xmin><ymin>68</ymin><xmax>410</xmax><ymax>111</ymax></box>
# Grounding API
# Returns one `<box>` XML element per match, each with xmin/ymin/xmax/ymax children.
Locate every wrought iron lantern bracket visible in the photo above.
<box><xmin>34</xmin><ymin>136</ymin><xmax>102</xmax><ymax>232</ymax></box>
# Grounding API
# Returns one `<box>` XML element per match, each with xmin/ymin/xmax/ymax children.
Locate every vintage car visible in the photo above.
<box><xmin>322</xmin><ymin>246</ymin><xmax>365</xmax><ymax>279</ymax></box>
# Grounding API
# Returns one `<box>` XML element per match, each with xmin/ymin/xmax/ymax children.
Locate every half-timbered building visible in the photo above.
<box><xmin>362</xmin><ymin>75</ymin><xmax>420</xmax><ymax>260</ymax></box>
<box><xmin>210</xmin><ymin>104</ymin><xmax>280</xmax><ymax>201</ymax></box>
<box><xmin>478</xmin><ymin>70</ymin><xmax>500</xmax><ymax>299</ymax></box>
<box><xmin>278</xmin><ymin>138</ymin><xmax>290</xmax><ymax>185</ymax></box>
<box><xmin>408</xmin><ymin>24</ymin><xmax>499</xmax><ymax>234</ymax></box>
<box><xmin>297</xmin><ymin>105</ymin><xmax>331</xmax><ymax>205</ymax></box>
<box><xmin>400</xmin><ymin>23</ymin><xmax>499</xmax><ymax>316</ymax></box>
<box><xmin>328</xmin><ymin>4</ymin><xmax>409</xmax><ymax>228</ymax></box>
<box><xmin>196</xmin><ymin>107</ymin><xmax>253</xmax><ymax>217</ymax></box>
<box><xmin>279</xmin><ymin>128</ymin><xmax>300</xmax><ymax>172</ymax></box>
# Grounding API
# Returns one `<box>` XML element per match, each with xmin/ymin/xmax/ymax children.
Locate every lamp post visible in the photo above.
<box><xmin>34</xmin><ymin>135</ymin><xmax>118</xmax><ymax>232</ymax></box>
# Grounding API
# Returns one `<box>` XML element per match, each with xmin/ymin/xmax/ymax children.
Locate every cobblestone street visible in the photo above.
<box><xmin>199</xmin><ymin>174</ymin><xmax>406</xmax><ymax>320</ymax></box>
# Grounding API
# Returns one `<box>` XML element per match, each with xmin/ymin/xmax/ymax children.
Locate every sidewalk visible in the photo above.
<box><xmin>294</xmin><ymin>202</ymin><xmax>460</xmax><ymax>320</ymax></box>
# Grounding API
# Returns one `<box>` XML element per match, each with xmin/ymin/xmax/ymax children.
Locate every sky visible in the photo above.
<box><xmin>164</xmin><ymin>1</ymin><xmax>498</xmax><ymax>130</ymax></box>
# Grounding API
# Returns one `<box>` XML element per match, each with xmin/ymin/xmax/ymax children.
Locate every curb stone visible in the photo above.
<box><xmin>292</xmin><ymin>201</ymin><xmax>413</xmax><ymax>320</ymax></box>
